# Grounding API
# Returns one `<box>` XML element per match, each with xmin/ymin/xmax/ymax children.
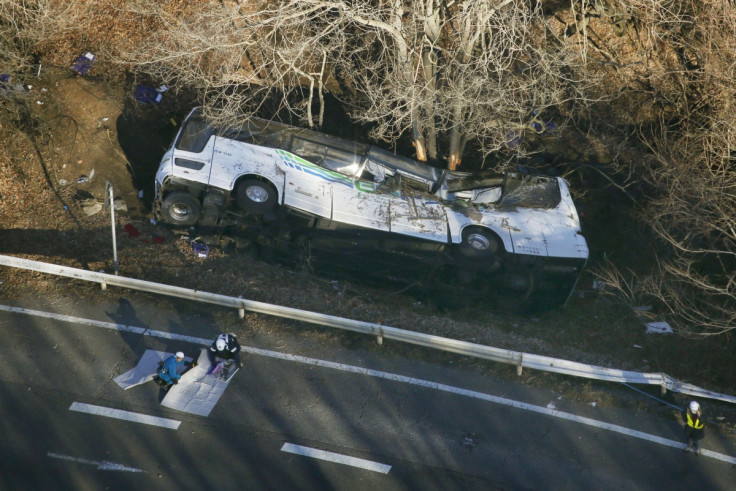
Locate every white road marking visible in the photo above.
<box><xmin>281</xmin><ymin>443</ymin><xmax>391</xmax><ymax>474</ymax></box>
<box><xmin>0</xmin><ymin>305</ymin><xmax>148</xmax><ymax>334</ymax></box>
<box><xmin>0</xmin><ymin>304</ymin><xmax>205</xmax><ymax>343</ymax></box>
<box><xmin>47</xmin><ymin>452</ymin><xmax>143</xmax><ymax>472</ymax></box>
<box><xmin>69</xmin><ymin>402</ymin><xmax>181</xmax><ymax>429</ymax></box>
<box><xmin>3</xmin><ymin>304</ymin><xmax>736</xmax><ymax>464</ymax></box>
<box><xmin>251</xmin><ymin>348</ymin><xmax>736</xmax><ymax>465</ymax></box>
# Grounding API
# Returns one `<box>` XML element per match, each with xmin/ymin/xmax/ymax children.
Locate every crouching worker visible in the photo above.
<box><xmin>208</xmin><ymin>333</ymin><xmax>243</xmax><ymax>369</ymax></box>
<box><xmin>155</xmin><ymin>351</ymin><xmax>195</xmax><ymax>390</ymax></box>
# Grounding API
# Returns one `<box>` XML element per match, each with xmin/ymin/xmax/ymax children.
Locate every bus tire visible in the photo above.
<box><xmin>161</xmin><ymin>191</ymin><xmax>201</xmax><ymax>226</ymax></box>
<box><xmin>236</xmin><ymin>179</ymin><xmax>278</xmax><ymax>214</ymax></box>
<box><xmin>459</xmin><ymin>227</ymin><xmax>499</xmax><ymax>258</ymax></box>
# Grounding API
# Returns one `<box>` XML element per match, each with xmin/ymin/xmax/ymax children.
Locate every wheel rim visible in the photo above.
<box><xmin>171</xmin><ymin>203</ymin><xmax>192</xmax><ymax>219</ymax></box>
<box><xmin>467</xmin><ymin>232</ymin><xmax>492</xmax><ymax>252</ymax></box>
<box><xmin>245</xmin><ymin>185</ymin><xmax>268</xmax><ymax>203</ymax></box>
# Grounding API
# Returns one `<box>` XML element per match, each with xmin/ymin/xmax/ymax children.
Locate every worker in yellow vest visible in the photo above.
<box><xmin>682</xmin><ymin>401</ymin><xmax>705</xmax><ymax>455</ymax></box>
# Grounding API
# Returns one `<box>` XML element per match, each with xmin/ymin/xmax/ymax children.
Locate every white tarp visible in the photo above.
<box><xmin>161</xmin><ymin>348</ymin><xmax>238</xmax><ymax>416</ymax></box>
<box><xmin>114</xmin><ymin>350</ymin><xmax>192</xmax><ymax>390</ymax></box>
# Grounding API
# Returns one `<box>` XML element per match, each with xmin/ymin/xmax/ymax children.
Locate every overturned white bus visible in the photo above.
<box><xmin>154</xmin><ymin>108</ymin><xmax>588</xmax><ymax>309</ymax></box>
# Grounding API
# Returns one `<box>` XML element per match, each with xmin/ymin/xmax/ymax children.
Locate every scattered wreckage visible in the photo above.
<box><xmin>153</xmin><ymin>108</ymin><xmax>588</xmax><ymax>309</ymax></box>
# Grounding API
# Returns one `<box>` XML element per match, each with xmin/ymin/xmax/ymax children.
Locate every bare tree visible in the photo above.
<box><xmin>585</xmin><ymin>0</ymin><xmax>736</xmax><ymax>336</ymax></box>
<box><xmin>0</xmin><ymin>1</ymin><xmax>31</xmax><ymax>73</ymax></box>
<box><xmin>325</xmin><ymin>0</ymin><xmax>593</xmax><ymax>169</ymax></box>
<box><xmin>116</xmin><ymin>1</ymin><xmax>596</xmax><ymax>169</ymax></box>
<box><xmin>0</xmin><ymin>0</ymin><xmax>91</xmax><ymax>71</ymax></box>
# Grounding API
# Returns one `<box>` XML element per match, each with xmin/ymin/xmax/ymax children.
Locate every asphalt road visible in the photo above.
<box><xmin>0</xmin><ymin>291</ymin><xmax>734</xmax><ymax>490</ymax></box>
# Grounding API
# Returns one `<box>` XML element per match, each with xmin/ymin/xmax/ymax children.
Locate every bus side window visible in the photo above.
<box><xmin>290</xmin><ymin>138</ymin><xmax>327</xmax><ymax>165</ymax></box>
<box><xmin>176</xmin><ymin>120</ymin><xmax>213</xmax><ymax>153</ymax></box>
<box><xmin>323</xmin><ymin>147</ymin><xmax>361</xmax><ymax>177</ymax></box>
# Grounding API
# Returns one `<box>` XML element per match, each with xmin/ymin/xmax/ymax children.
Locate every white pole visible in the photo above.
<box><xmin>109</xmin><ymin>184</ymin><xmax>118</xmax><ymax>275</ymax></box>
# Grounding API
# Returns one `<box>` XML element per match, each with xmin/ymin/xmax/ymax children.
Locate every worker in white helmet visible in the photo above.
<box><xmin>682</xmin><ymin>400</ymin><xmax>705</xmax><ymax>455</ymax></box>
<box><xmin>208</xmin><ymin>333</ymin><xmax>243</xmax><ymax>368</ymax></box>
<box><xmin>155</xmin><ymin>351</ymin><xmax>191</xmax><ymax>391</ymax></box>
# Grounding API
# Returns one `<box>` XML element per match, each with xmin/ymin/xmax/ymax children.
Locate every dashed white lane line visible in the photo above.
<box><xmin>47</xmin><ymin>452</ymin><xmax>143</xmax><ymax>472</ymax></box>
<box><xmin>4</xmin><ymin>304</ymin><xmax>736</xmax><ymax>465</ymax></box>
<box><xmin>69</xmin><ymin>402</ymin><xmax>181</xmax><ymax>429</ymax></box>
<box><xmin>243</xmin><ymin>347</ymin><xmax>734</xmax><ymax>464</ymax></box>
<box><xmin>281</xmin><ymin>443</ymin><xmax>392</xmax><ymax>474</ymax></box>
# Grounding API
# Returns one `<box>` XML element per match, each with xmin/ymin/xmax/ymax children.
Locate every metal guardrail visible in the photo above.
<box><xmin>1</xmin><ymin>254</ymin><xmax>735</xmax><ymax>405</ymax></box>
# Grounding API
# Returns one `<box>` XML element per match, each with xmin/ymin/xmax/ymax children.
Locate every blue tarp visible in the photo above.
<box><xmin>134</xmin><ymin>85</ymin><xmax>163</xmax><ymax>105</ymax></box>
<box><xmin>192</xmin><ymin>242</ymin><xmax>209</xmax><ymax>258</ymax></box>
<box><xmin>72</xmin><ymin>52</ymin><xmax>95</xmax><ymax>75</ymax></box>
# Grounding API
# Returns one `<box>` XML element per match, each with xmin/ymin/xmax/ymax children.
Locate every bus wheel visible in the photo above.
<box><xmin>161</xmin><ymin>192</ymin><xmax>201</xmax><ymax>226</ymax></box>
<box><xmin>236</xmin><ymin>179</ymin><xmax>277</xmax><ymax>214</ymax></box>
<box><xmin>459</xmin><ymin>227</ymin><xmax>499</xmax><ymax>258</ymax></box>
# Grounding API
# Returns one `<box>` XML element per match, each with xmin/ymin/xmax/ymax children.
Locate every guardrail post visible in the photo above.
<box><xmin>376</xmin><ymin>324</ymin><xmax>383</xmax><ymax>345</ymax></box>
<box><xmin>660</xmin><ymin>374</ymin><xmax>673</xmax><ymax>397</ymax></box>
<box><xmin>517</xmin><ymin>353</ymin><xmax>523</xmax><ymax>376</ymax></box>
<box><xmin>237</xmin><ymin>296</ymin><xmax>245</xmax><ymax>319</ymax></box>
<box><xmin>101</xmin><ymin>281</ymin><xmax>107</xmax><ymax>291</ymax></box>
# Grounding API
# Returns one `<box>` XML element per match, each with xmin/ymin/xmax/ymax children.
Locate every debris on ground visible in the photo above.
<box><xmin>81</xmin><ymin>202</ymin><xmax>102</xmax><ymax>216</ymax></box>
<box><xmin>0</xmin><ymin>74</ymin><xmax>27</xmax><ymax>94</ymax></box>
<box><xmin>113</xmin><ymin>198</ymin><xmax>127</xmax><ymax>212</ymax></box>
<box><xmin>192</xmin><ymin>242</ymin><xmax>209</xmax><ymax>258</ymax></box>
<box><xmin>72</xmin><ymin>52</ymin><xmax>95</xmax><ymax>76</ymax></box>
<box><xmin>73</xmin><ymin>189</ymin><xmax>103</xmax><ymax>216</ymax></box>
<box><xmin>645</xmin><ymin>322</ymin><xmax>673</xmax><ymax>335</ymax></box>
<box><xmin>133</xmin><ymin>84</ymin><xmax>168</xmax><ymax>105</ymax></box>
